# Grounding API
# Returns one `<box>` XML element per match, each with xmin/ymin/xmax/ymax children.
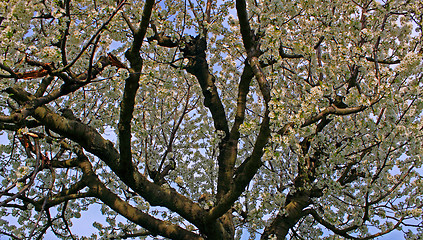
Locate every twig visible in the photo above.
<box><xmin>55</xmin><ymin>0</ymin><xmax>127</xmax><ymax>73</ymax></box>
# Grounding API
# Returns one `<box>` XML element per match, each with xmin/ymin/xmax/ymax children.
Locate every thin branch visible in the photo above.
<box><xmin>0</xmin><ymin>135</ymin><xmax>42</xmax><ymax>207</ymax></box>
<box><xmin>121</xmin><ymin>12</ymin><xmax>136</xmax><ymax>34</ymax></box>
<box><xmin>54</xmin><ymin>0</ymin><xmax>127</xmax><ymax>73</ymax></box>
<box><xmin>58</xmin><ymin>0</ymin><xmax>72</xmax><ymax>66</ymax></box>
<box><xmin>157</xmin><ymin>86</ymin><xmax>191</xmax><ymax>173</ymax></box>
<box><xmin>369</xmin><ymin>166</ymin><xmax>414</xmax><ymax>205</ymax></box>
<box><xmin>306</xmin><ymin>209</ymin><xmax>360</xmax><ymax>239</ymax></box>
<box><xmin>86</xmin><ymin>35</ymin><xmax>102</xmax><ymax>82</ymax></box>
<box><xmin>314</xmin><ymin>36</ymin><xmax>325</xmax><ymax>49</ymax></box>
<box><xmin>3</xmin><ymin>55</ymin><xmax>117</xmax><ymax>124</ymax></box>
<box><xmin>61</xmin><ymin>201</ymin><xmax>77</xmax><ymax>240</ymax></box>
<box><xmin>28</xmin><ymin>190</ymin><xmax>51</xmax><ymax>239</ymax></box>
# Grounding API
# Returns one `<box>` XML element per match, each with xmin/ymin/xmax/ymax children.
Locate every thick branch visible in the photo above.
<box><xmin>4</xmin><ymin>87</ymin><xmax>208</xmax><ymax>233</ymax></box>
<box><xmin>301</xmin><ymin>105</ymin><xmax>368</xmax><ymax>127</ymax></box>
<box><xmin>208</xmin><ymin>110</ymin><xmax>270</xmax><ymax>220</ymax></box>
<box><xmin>213</xmin><ymin>64</ymin><xmax>254</xmax><ymax>203</ymax></box>
<box><xmin>206</xmin><ymin>0</ymin><xmax>272</xmax><ymax>222</ymax></box>
<box><xmin>77</xmin><ymin>157</ymin><xmax>203</xmax><ymax>240</ymax></box>
<box><xmin>230</xmin><ymin>64</ymin><xmax>254</xmax><ymax>138</ymax></box>
<box><xmin>307</xmin><ymin>208</ymin><xmax>404</xmax><ymax>240</ymax></box>
<box><xmin>127</xmin><ymin>0</ymin><xmax>155</xmax><ymax>56</ymax></box>
<box><xmin>119</xmin><ymin>0</ymin><xmax>154</xmax><ymax>172</ymax></box>
<box><xmin>183</xmin><ymin>36</ymin><xmax>229</xmax><ymax>134</ymax></box>
<box><xmin>236</xmin><ymin>0</ymin><xmax>254</xmax><ymax>52</ymax></box>
<box><xmin>118</xmin><ymin>67</ymin><xmax>141</xmax><ymax>173</ymax></box>
<box><xmin>261</xmin><ymin>191</ymin><xmax>311</xmax><ymax>239</ymax></box>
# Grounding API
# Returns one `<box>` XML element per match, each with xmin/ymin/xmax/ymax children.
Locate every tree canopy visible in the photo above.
<box><xmin>0</xmin><ymin>0</ymin><xmax>423</xmax><ymax>239</ymax></box>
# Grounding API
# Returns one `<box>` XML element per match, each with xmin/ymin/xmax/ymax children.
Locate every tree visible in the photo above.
<box><xmin>0</xmin><ymin>0</ymin><xmax>422</xmax><ymax>239</ymax></box>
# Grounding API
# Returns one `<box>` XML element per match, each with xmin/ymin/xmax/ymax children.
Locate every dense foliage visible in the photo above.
<box><xmin>0</xmin><ymin>0</ymin><xmax>422</xmax><ymax>239</ymax></box>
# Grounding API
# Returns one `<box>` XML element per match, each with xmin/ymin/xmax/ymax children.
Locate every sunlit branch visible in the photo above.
<box><xmin>279</xmin><ymin>48</ymin><xmax>304</xmax><ymax>59</ymax></box>
<box><xmin>112</xmin><ymin>230</ymin><xmax>152</xmax><ymax>239</ymax></box>
<box><xmin>50</xmin><ymin>156</ymin><xmax>82</xmax><ymax>168</ymax></box>
<box><xmin>366</xmin><ymin>57</ymin><xmax>400</xmax><ymax>65</ymax></box>
<box><xmin>0</xmin><ymin>62</ymin><xmax>18</xmax><ymax>78</ymax></box>
<box><xmin>0</xmin><ymin>114</ymin><xmax>16</xmax><ymax>123</ymax></box>
<box><xmin>260</xmin><ymin>192</ymin><xmax>312</xmax><ymax>239</ymax></box>
<box><xmin>24</xmin><ymin>57</ymin><xmax>72</xmax><ymax>82</ymax></box>
<box><xmin>249</xmin><ymin>57</ymin><xmax>271</xmax><ymax>103</ymax></box>
<box><xmin>5</xmin><ymin>86</ymin><xmax>208</xmax><ymax>232</ymax></box>
<box><xmin>0</xmin><ymin>203</ymin><xmax>27</xmax><ymax>210</ymax></box>
<box><xmin>301</xmin><ymin>104</ymin><xmax>370</xmax><ymax>128</ymax></box>
<box><xmin>205</xmin><ymin>0</ymin><xmax>212</xmax><ymax>23</ymax></box>
<box><xmin>0</xmin><ymin>230</ymin><xmax>22</xmax><ymax>240</ymax></box>
<box><xmin>77</xmin><ymin>154</ymin><xmax>204</xmax><ymax>240</ymax></box>
<box><xmin>34</xmin><ymin>192</ymin><xmax>93</xmax><ymax>212</ymax></box>
<box><xmin>34</xmin><ymin>76</ymin><xmax>54</xmax><ymax>97</ymax></box>
<box><xmin>306</xmin><ymin>209</ymin><xmax>360</xmax><ymax>239</ymax></box>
